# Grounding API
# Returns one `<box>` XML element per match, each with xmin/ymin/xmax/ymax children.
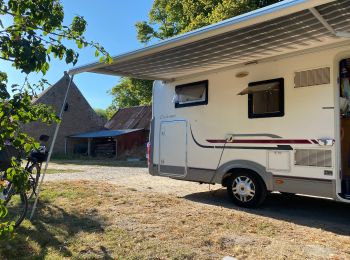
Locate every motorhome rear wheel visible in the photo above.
<box><xmin>226</xmin><ymin>171</ymin><xmax>267</xmax><ymax>208</ymax></box>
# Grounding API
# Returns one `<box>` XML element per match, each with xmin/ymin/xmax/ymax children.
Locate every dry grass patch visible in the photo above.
<box><xmin>0</xmin><ymin>181</ymin><xmax>349</xmax><ymax>259</ymax></box>
<box><xmin>44</xmin><ymin>168</ymin><xmax>84</xmax><ymax>174</ymax></box>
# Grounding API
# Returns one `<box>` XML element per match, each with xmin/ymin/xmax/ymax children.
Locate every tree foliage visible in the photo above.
<box><xmin>108</xmin><ymin>77</ymin><xmax>153</xmax><ymax>110</ymax></box>
<box><xmin>0</xmin><ymin>0</ymin><xmax>111</xmax><ymax>73</ymax></box>
<box><xmin>0</xmin><ymin>0</ymin><xmax>109</xmax><ymax>238</ymax></box>
<box><xmin>136</xmin><ymin>0</ymin><xmax>282</xmax><ymax>43</ymax></box>
<box><xmin>110</xmin><ymin>0</ymin><xmax>281</xmax><ymax>110</ymax></box>
<box><xmin>94</xmin><ymin>108</ymin><xmax>108</xmax><ymax>121</ymax></box>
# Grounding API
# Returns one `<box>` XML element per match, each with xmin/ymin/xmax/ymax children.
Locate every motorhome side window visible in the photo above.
<box><xmin>174</xmin><ymin>80</ymin><xmax>208</xmax><ymax>108</ymax></box>
<box><xmin>248</xmin><ymin>78</ymin><xmax>284</xmax><ymax>118</ymax></box>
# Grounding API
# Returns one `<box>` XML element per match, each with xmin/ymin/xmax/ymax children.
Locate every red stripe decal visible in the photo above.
<box><xmin>206</xmin><ymin>139</ymin><xmax>313</xmax><ymax>144</ymax></box>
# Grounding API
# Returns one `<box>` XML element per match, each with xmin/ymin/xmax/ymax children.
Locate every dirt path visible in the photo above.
<box><xmin>45</xmin><ymin>162</ymin><xmax>215</xmax><ymax>197</ymax></box>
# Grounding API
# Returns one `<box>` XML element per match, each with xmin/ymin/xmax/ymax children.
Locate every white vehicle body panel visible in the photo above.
<box><xmin>159</xmin><ymin>120</ymin><xmax>187</xmax><ymax>177</ymax></box>
<box><xmin>150</xmin><ymin>44</ymin><xmax>350</xmax><ymax>202</ymax></box>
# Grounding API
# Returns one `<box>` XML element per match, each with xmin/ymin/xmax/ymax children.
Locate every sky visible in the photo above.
<box><xmin>1</xmin><ymin>0</ymin><xmax>154</xmax><ymax>109</ymax></box>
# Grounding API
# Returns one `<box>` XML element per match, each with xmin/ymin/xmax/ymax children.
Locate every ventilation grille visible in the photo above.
<box><xmin>295</xmin><ymin>149</ymin><xmax>332</xmax><ymax>167</ymax></box>
<box><xmin>294</xmin><ymin>67</ymin><xmax>330</xmax><ymax>88</ymax></box>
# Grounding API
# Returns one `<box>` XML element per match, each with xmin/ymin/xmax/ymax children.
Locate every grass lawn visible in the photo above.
<box><xmin>44</xmin><ymin>168</ymin><xmax>85</xmax><ymax>174</ymax></box>
<box><xmin>0</xmin><ymin>181</ymin><xmax>349</xmax><ymax>259</ymax></box>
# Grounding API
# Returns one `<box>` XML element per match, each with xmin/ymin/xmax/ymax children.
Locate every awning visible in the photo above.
<box><xmin>68</xmin><ymin>0</ymin><xmax>350</xmax><ymax>81</ymax></box>
<box><xmin>68</xmin><ymin>129</ymin><xmax>143</xmax><ymax>139</ymax></box>
<box><xmin>238</xmin><ymin>82</ymin><xmax>280</xmax><ymax>95</ymax></box>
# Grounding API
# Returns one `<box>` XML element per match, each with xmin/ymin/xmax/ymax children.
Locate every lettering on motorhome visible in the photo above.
<box><xmin>160</xmin><ymin>114</ymin><xmax>176</xmax><ymax>119</ymax></box>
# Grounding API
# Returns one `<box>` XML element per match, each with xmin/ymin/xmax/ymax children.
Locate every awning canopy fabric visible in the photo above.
<box><xmin>238</xmin><ymin>82</ymin><xmax>280</xmax><ymax>95</ymax></box>
<box><xmin>68</xmin><ymin>129</ymin><xmax>142</xmax><ymax>139</ymax></box>
<box><xmin>68</xmin><ymin>0</ymin><xmax>350</xmax><ymax>81</ymax></box>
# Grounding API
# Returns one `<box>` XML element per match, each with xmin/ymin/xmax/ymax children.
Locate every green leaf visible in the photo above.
<box><xmin>24</xmin><ymin>143</ymin><xmax>32</xmax><ymax>153</ymax></box>
<box><xmin>47</xmin><ymin>45</ymin><xmax>52</xmax><ymax>54</ymax></box>
<box><xmin>77</xmin><ymin>41</ymin><xmax>83</xmax><ymax>49</ymax></box>
<box><xmin>107</xmin><ymin>56</ymin><xmax>113</xmax><ymax>64</ymax></box>
<box><xmin>0</xmin><ymin>206</ymin><xmax>8</xmax><ymax>218</ymax></box>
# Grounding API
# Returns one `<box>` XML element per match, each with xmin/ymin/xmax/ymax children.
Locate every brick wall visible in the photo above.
<box><xmin>22</xmin><ymin>73</ymin><xmax>106</xmax><ymax>154</ymax></box>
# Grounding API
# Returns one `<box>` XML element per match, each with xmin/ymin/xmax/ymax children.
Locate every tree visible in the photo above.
<box><xmin>107</xmin><ymin>77</ymin><xmax>153</xmax><ymax>112</ymax></box>
<box><xmin>136</xmin><ymin>0</ymin><xmax>282</xmax><ymax>44</ymax></box>
<box><xmin>110</xmin><ymin>0</ymin><xmax>281</xmax><ymax>109</ymax></box>
<box><xmin>105</xmin><ymin>106</ymin><xmax>117</xmax><ymax>120</ymax></box>
<box><xmin>109</xmin><ymin>78</ymin><xmax>153</xmax><ymax>109</ymax></box>
<box><xmin>94</xmin><ymin>108</ymin><xmax>108</xmax><ymax>121</ymax></box>
<box><xmin>0</xmin><ymin>0</ymin><xmax>109</xmax><ymax>238</ymax></box>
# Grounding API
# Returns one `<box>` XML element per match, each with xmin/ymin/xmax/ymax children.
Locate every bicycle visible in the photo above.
<box><xmin>0</xmin><ymin>134</ymin><xmax>49</xmax><ymax>228</ymax></box>
<box><xmin>0</xmin><ymin>146</ymin><xmax>28</xmax><ymax>228</ymax></box>
<box><xmin>25</xmin><ymin>134</ymin><xmax>49</xmax><ymax>200</ymax></box>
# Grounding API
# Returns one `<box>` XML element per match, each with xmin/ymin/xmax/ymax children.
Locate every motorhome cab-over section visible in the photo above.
<box><xmin>69</xmin><ymin>0</ymin><xmax>350</xmax><ymax>207</ymax></box>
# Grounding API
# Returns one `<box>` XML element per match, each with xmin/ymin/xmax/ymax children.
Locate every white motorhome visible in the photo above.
<box><xmin>70</xmin><ymin>0</ymin><xmax>350</xmax><ymax>207</ymax></box>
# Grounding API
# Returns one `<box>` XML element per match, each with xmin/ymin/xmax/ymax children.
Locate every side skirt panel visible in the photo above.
<box><xmin>151</xmin><ymin>164</ymin><xmax>216</xmax><ymax>183</ymax></box>
<box><xmin>273</xmin><ymin>175</ymin><xmax>335</xmax><ymax>198</ymax></box>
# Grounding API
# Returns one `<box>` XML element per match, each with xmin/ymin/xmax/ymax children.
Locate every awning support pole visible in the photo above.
<box><xmin>87</xmin><ymin>138</ymin><xmax>92</xmax><ymax>156</ymax></box>
<box><xmin>30</xmin><ymin>74</ymin><xmax>74</xmax><ymax>220</ymax></box>
<box><xmin>115</xmin><ymin>139</ymin><xmax>118</xmax><ymax>159</ymax></box>
<box><xmin>309</xmin><ymin>7</ymin><xmax>336</xmax><ymax>36</ymax></box>
<box><xmin>64</xmin><ymin>137</ymin><xmax>68</xmax><ymax>156</ymax></box>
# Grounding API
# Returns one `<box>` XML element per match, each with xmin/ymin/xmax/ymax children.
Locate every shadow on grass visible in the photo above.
<box><xmin>184</xmin><ymin>189</ymin><xmax>350</xmax><ymax>236</ymax></box>
<box><xmin>0</xmin><ymin>202</ymin><xmax>111</xmax><ymax>259</ymax></box>
<box><xmin>51</xmin><ymin>158</ymin><xmax>147</xmax><ymax>168</ymax></box>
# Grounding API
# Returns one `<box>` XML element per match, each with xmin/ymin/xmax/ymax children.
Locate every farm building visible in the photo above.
<box><xmin>66</xmin><ymin>105</ymin><xmax>151</xmax><ymax>159</ymax></box>
<box><xmin>22</xmin><ymin>72</ymin><xmax>106</xmax><ymax>155</ymax></box>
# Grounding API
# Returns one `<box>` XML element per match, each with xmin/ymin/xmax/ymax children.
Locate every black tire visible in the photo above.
<box><xmin>27</xmin><ymin>163</ymin><xmax>40</xmax><ymax>200</ymax></box>
<box><xmin>3</xmin><ymin>189</ymin><xmax>28</xmax><ymax>228</ymax></box>
<box><xmin>227</xmin><ymin>170</ymin><xmax>267</xmax><ymax>208</ymax></box>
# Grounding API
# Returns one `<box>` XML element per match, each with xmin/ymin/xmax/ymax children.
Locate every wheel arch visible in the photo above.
<box><xmin>214</xmin><ymin>160</ymin><xmax>273</xmax><ymax>191</ymax></box>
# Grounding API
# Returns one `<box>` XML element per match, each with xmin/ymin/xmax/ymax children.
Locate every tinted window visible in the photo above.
<box><xmin>248</xmin><ymin>78</ymin><xmax>284</xmax><ymax>118</ymax></box>
<box><xmin>175</xmin><ymin>80</ymin><xmax>208</xmax><ymax>108</ymax></box>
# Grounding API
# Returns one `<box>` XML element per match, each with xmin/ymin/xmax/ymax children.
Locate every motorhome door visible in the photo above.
<box><xmin>159</xmin><ymin>120</ymin><xmax>187</xmax><ymax>177</ymax></box>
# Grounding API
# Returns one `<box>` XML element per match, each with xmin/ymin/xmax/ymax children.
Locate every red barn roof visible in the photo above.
<box><xmin>105</xmin><ymin>105</ymin><xmax>152</xmax><ymax>131</ymax></box>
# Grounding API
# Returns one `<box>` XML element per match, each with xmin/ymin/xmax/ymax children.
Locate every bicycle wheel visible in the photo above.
<box><xmin>2</xmin><ymin>184</ymin><xmax>28</xmax><ymax>228</ymax></box>
<box><xmin>26</xmin><ymin>163</ymin><xmax>40</xmax><ymax>200</ymax></box>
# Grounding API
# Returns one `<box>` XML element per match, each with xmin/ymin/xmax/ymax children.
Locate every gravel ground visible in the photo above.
<box><xmin>44</xmin><ymin>162</ymin><xmax>216</xmax><ymax>197</ymax></box>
